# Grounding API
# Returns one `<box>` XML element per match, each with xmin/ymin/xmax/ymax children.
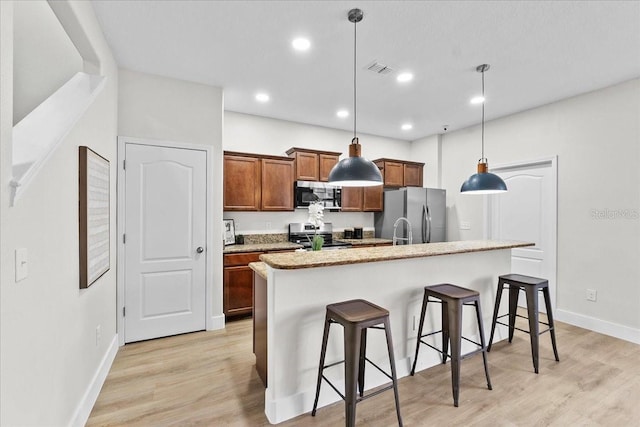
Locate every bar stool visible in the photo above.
<box><xmin>487</xmin><ymin>274</ymin><xmax>559</xmax><ymax>373</ymax></box>
<box><xmin>410</xmin><ymin>284</ymin><xmax>492</xmax><ymax>407</ymax></box>
<box><xmin>311</xmin><ymin>299</ymin><xmax>402</xmax><ymax>427</ymax></box>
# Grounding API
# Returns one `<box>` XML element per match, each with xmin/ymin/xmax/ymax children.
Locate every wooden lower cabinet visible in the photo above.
<box><xmin>224</xmin><ymin>249</ymin><xmax>294</xmax><ymax>320</ymax></box>
<box><xmin>223</xmin><ymin>252</ymin><xmax>261</xmax><ymax>318</ymax></box>
<box><xmin>223</xmin><ymin>266</ymin><xmax>254</xmax><ymax>317</ymax></box>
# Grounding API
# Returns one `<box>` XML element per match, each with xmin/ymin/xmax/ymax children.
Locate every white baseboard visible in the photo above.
<box><xmin>209</xmin><ymin>313</ymin><xmax>225</xmax><ymax>331</ymax></box>
<box><xmin>556</xmin><ymin>309</ymin><xmax>640</xmax><ymax>345</ymax></box>
<box><xmin>69</xmin><ymin>334</ymin><xmax>119</xmax><ymax>427</ymax></box>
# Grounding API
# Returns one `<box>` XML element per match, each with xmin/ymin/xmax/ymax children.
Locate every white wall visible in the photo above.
<box><xmin>412</xmin><ymin>78</ymin><xmax>640</xmax><ymax>336</ymax></box>
<box><xmin>223</xmin><ymin>111</ymin><xmax>413</xmax><ymax>233</ymax></box>
<box><xmin>1</xmin><ymin>1</ymin><xmax>119</xmax><ymax>425</ymax></box>
<box><xmin>12</xmin><ymin>0</ymin><xmax>82</xmax><ymax>125</ymax></box>
<box><xmin>118</xmin><ymin>68</ymin><xmax>225</xmax><ymax>327</ymax></box>
<box><xmin>410</xmin><ymin>133</ymin><xmax>441</xmax><ymax>188</ymax></box>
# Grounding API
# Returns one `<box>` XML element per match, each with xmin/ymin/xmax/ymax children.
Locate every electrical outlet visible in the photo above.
<box><xmin>266</xmin><ymin>222</ymin><xmax>272</xmax><ymax>230</ymax></box>
<box><xmin>460</xmin><ymin>221</ymin><xmax>471</xmax><ymax>230</ymax></box>
<box><xmin>586</xmin><ymin>289</ymin><xmax>597</xmax><ymax>302</ymax></box>
<box><xmin>96</xmin><ymin>325</ymin><xmax>102</xmax><ymax>346</ymax></box>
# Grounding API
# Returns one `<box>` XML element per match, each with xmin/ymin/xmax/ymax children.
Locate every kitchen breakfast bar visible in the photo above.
<box><xmin>250</xmin><ymin>240</ymin><xmax>533</xmax><ymax>424</ymax></box>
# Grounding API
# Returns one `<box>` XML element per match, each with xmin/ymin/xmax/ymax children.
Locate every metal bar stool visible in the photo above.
<box><xmin>410</xmin><ymin>284</ymin><xmax>492</xmax><ymax>407</ymax></box>
<box><xmin>487</xmin><ymin>274</ymin><xmax>559</xmax><ymax>373</ymax></box>
<box><xmin>311</xmin><ymin>299</ymin><xmax>402</xmax><ymax>427</ymax></box>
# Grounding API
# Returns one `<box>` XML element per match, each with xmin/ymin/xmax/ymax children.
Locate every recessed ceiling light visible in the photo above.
<box><xmin>396</xmin><ymin>72</ymin><xmax>414</xmax><ymax>83</ymax></box>
<box><xmin>470</xmin><ymin>96</ymin><xmax>485</xmax><ymax>104</ymax></box>
<box><xmin>336</xmin><ymin>110</ymin><xmax>349</xmax><ymax>118</ymax></box>
<box><xmin>401</xmin><ymin>123</ymin><xmax>413</xmax><ymax>131</ymax></box>
<box><xmin>255</xmin><ymin>93</ymin><xmax>270</xmax><ymax>103</ymax></box>
<box><xmin>292</xmin><ymin>38</ymin><xmax>311</xmax><ymax>51</ymax></box>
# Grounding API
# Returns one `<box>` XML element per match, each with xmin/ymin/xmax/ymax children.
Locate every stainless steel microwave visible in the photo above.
<box><xmin>295</xmin><ymin>181</ymin><xmax>341</xmax><ymax>210</ymax></box>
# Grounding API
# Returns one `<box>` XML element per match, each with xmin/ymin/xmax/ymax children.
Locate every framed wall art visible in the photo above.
<box><xmin>223</xmin><ymin>219</ymin><xmax>236</xmax><ymax>246</ymax></box>
<box><xmin>79</xmin><ymin>146</ymin><xmax>110</xmax><ymax>288</ymax></box>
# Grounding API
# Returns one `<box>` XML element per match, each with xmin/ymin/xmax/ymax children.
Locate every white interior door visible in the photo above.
<box><xmin>488</xmin><ymin>159</ymin><xmax>557</xmax><ymax>310</ymax></box>
<box><xmin>124</xmin><ymin>143</ymin><xmax>207</xmax><ymax>343</ymax></box>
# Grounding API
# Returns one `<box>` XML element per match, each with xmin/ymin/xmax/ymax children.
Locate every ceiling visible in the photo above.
<box><xmin>91</xmin><ymin>1</ymin><xmax>640</xmax><ymax>141</ymax></box>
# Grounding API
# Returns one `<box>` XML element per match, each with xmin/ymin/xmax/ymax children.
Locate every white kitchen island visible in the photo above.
<box><xmin>251</xmin><ymin>240</ymin><xmax>532</xmax><ymax>424</ymax></box>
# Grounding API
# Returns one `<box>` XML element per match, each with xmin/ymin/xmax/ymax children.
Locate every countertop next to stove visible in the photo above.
<box><xmin>223</xmin><ymin>241</ymin><xmax>302</xmax><ymax>254</ymax></box>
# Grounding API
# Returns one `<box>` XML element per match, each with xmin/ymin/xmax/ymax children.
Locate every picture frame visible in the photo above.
<box><xmin>79</xmin><ymin>146</ymin><xmax>110</xmax><ymax>288</ymax></box>
<box><xmin>223</xmin><ymin>219</ymin><xmax>236</xmax><ymax>246</ymax></box>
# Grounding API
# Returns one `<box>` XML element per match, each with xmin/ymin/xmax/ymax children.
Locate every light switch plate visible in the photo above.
<box><xmin>15</xmin><ymin>248</ymin><xmax>28</xmax><ymax>282</ymax></box>
<box><xmin>460</xmin><ymin>221</ymin><xmax>471</xmax><ymax>230</ymax></box>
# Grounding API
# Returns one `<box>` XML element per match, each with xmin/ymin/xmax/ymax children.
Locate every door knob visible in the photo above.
<box><xmin>196</xmin><ymin>247</ymin><xmax>204</xmax><ymax>254</ymax></box>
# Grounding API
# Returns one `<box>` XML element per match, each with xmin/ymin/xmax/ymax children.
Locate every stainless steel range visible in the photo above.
<box><xmin>288</xmin><ymin>223</ymin><xmax>352</xmax><ymax>250</ymax></box>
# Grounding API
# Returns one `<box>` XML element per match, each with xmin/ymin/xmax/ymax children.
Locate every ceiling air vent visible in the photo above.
<box><xmin>365</xmin><ymin>60</ymin><xmax>394</xmax><ymax>75</ymax></box>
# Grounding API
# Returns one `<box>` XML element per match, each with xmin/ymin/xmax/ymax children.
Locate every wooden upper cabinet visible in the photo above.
<box><xmin>374</xmin><ymin>158</ymin><xmax>425</xmax><ymax>188</ymax></box>
<box><xmin>224</xmin><ymin>154</ymin><xmax>261</xmax><ymax>211</ymax></box>
<box><xmin>224</xmin><ymin>151</ymin><xmax>294</xmax><ymax>212</ymax></box>
<box><xmin>341</xmin><ymin>186</ymin><xmax>363</xmax><ymax>212</ymax></box>
<box><xmin>340</xmin><ymin>185</ymin><xmax>382</xmax><ymax>212</ymax></box>
<box><xmin>286</xmin><ymin>148</ymin><xmax>341</xmax><ymax>182</ymax></box>
<box><xmin>403</xmin><ymin>163</ymin><xmax>423</xmax><ymax>187</ymax></box>
<box><xmin>293</xmin><ymin>151</ymin><xmax>318</xmax><ymax>181</ymax></box>
<box><xmin>261</xmin><ymin>158</ymin><xmax>294</xmax><ymax>211</ymax></box>
<box><xmin>319</xmin><ymin>154</ymin><xmax>340</xmax><ymax>181</ymax></box>
<box><xmin>384</xmin><ymin>162</ymin><xmax>405</xmax><ymax>187</ymax></box>
<box><xmin>363</xmin><ymin>186</ymin><xmax>383</xmax><ymax>212</ymax></box>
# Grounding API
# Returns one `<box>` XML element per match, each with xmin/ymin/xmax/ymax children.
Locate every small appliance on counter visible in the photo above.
<box><xmin>353</xmin><ymin>227</ymin><xmax>363</xmax><ymax>239</ymax></box>
<box><xmin>343</xmin><ymin>228</ymin><xmax>354</xmax><ymax>239</ymax></box>
<box><xmin>288</xmin><ymin>223</ymin><xmax>352</xmax><ymax>250</ymax></box>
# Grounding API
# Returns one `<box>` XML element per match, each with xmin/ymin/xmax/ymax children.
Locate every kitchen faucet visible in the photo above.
<box><xmin>392</xmin><ymin>217</ymin><xmax>413</xmax><ymax>245</ymax></box>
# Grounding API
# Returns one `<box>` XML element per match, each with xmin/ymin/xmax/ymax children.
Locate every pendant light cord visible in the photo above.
<box><xmin>481</xmin><ymin>68</ymin><xmax>485</xmax><ymax>161</ymax></box>
<box><xmin>353</xmin><ymin>16</ymin><xmax>357</xmax><ymax>141</ymax></box>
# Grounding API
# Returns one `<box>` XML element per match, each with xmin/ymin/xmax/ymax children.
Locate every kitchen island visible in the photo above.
<box><xmin>250</xmin><ymin>240</ymin><xmax>533</xmax><ymax>424</ymax></box>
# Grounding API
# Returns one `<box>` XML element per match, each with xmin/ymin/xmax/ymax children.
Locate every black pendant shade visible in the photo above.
<box><xmin>461</xmin><ymin>64</ymin><xmax>507</xmax><ymax>195</ymax></box>
<box><xmin>460</xmin><ymin>163</ymin><xmax>508</xmax><ymax>194</ymax></box>
<box><xmin>328</xmin><ymin>138</ymin><xmax>382</xmax><ymax>187</ymax></box>
<box><xmin>328</xmin><ymin>8</ymin><xmax>383</xmax><ymax>187</ymax></box>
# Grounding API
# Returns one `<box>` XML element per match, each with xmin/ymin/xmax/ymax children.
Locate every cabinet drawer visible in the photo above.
<box><xmin>224</xmin><ymin>252</ymin><xmax>263</xmax><ymax>267</ymax></box>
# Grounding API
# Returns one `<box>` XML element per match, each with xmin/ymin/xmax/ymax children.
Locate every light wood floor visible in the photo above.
<box><xmin>88</xmin><ymin>316</ymin><xmax>640</xmax><ymax>426</ymax></box>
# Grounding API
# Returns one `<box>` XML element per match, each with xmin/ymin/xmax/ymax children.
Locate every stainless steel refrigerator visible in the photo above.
<box><xmin>374</xmin><ymin>188</ymin><xmax>446</xmax><ymax>244</ymax></box>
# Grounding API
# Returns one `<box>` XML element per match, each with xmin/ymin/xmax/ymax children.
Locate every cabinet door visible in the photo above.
<box><xmin>319</xmin><ymin>154</ymin><xmax>340</xmax><ymax>182</ymax></box>
<box><xmin>363</xmin><ymin>185</ymin><xmax>383</xmax><ymax>212</ymax></box>
<box><xmin>261</xmin><ymin>158</ymin><xmax>294</xmax><ymax>211</ymax></box>
<box><xmin>223</xmin><ymin>265</ymin><xmax>254</xmax><ymax>317</ymax></box>
<box><xmin>384</xmin><ymin>162</ymin><xmax>405</xmax><ymax>187</ymax></box>
<box><xmin>404</xmin><ymin>164</ymin><xmax>423</xmax><ymax>187</ymax></box>
<box><xmin>294</xmin><ymin>152</ymin><xmax>319</xmax><ymax>181</ymax></box>
<box><xmin>341</xmin><ymin>186</ymin><xmax>363</xmax><ymax>212</ymax></box>
<box><xmin>224</xmin><ymin>155</ymin><xmax>261</xmax><ymax>211</ymax></box>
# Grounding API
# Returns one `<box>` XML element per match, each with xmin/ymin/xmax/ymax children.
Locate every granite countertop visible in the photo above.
<box><xmin>249</xmin><ymin>262</ymin><xmax>267</xmax><ymax>279</ymax></box>
<box><xmin>224</xmin><ymin>242</ymin><xmax>303</xmax><ymax>254</ymax></box>
<box><xmin>259</xmin><ymin>240</ymin><xmax>534</xmax><ymax>270</ymax></box>
<box><xmin>337</xmin><ymin>238</ymin><xmax>393</xmax><ymax>246</ymax></box>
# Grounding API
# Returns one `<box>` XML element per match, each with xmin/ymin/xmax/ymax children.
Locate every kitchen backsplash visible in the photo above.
<box><xmin>239</xmin><ymin>230</ymin><xmax>375</xmax><ymax>245</ymax></box>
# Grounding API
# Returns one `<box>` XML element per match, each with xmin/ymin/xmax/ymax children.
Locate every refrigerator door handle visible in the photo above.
<box><xmin>422</xmin><ymin>205</ymin><xmax>427</xmax><ymax>243</ymax></box>
<box><xmin>425</xmin><ymin>205</ymin><xmax>432</xmax><ymax>243</ymax></box>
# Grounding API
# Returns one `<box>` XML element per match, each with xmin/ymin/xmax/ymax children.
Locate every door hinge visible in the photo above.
<box><xmin>123</xmin><ymin>234</ymin><xmax>126</xmax><ymax>244</ymax></box>
<box><xmin>123</xmin><ymin>307</ymin><xmax>126</xmax><ymax>317</ymax></box>
<box><xmin>123</xmin><ymin>159</ymin><xmax>126</xmax><ymax>170</ymax></box>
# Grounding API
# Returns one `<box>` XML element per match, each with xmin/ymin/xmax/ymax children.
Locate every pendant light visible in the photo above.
<box><xmin>460</xmin><ymin>64</ymin><xmax>508</xmax><ymax>194</ymax></box>
<box><xmin>328</xmin><ymin>8</ymin><xmax>383</xmax><ymax>187</ymax></box>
